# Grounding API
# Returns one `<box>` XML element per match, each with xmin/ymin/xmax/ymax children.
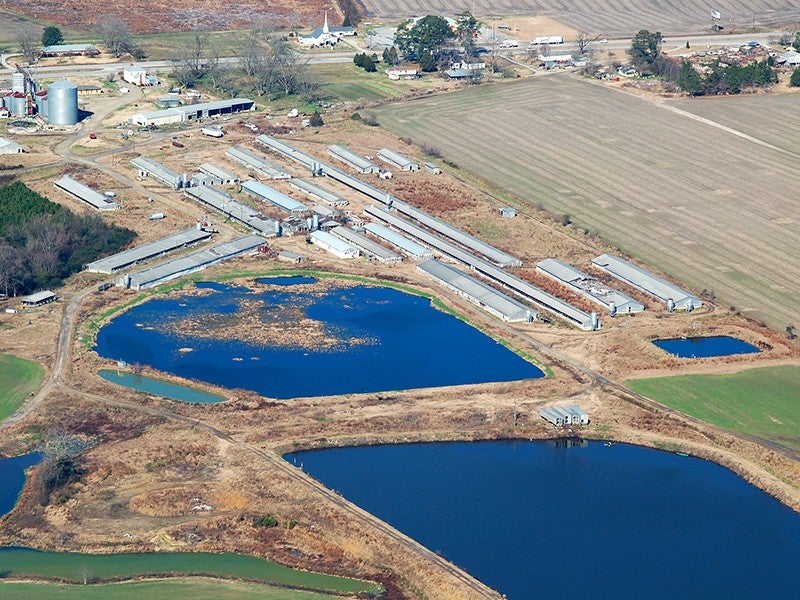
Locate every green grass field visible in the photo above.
<box><xmin>0</xmin><ymin>549</ymin><xmax>381</xmax><ymax>596</ymax></box>
<box><xmin>0</xmin><ymin>578</ymin><xmax>349</xmax><ymax>600</ymax></box>
<box><xmin>626</xmin><ymin>365</ymin><xmax>800</xmax><ymax>450</ymax></box>
<box><xmin>0</xmin><ymin>353</ymin><xmax>45</xmax><ymax>422</ymax></box>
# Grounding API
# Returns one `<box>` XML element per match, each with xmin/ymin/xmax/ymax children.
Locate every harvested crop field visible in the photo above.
<box><xmin>374</xmin><ymin>75</ymin><xmax>800</xmax><ymax>329</ymax></box>
<box><xmin>4</xmin><ymin>0</ymin><xmax>337</xmax><ymax>34</ymax></box>
<box><xmin>361</xmin><ymin>0</ymin><xmax>800</xmax><ymax>36</ymax></box>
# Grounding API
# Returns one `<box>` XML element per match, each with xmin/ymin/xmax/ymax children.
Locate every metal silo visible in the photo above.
<box><xmin>11</xmin><ymin>72</ymin><xmax>24</xmax><ymax>93</ymax></box>
<box><xmin>10</xmin><ymin>93</ymin><xmax>27</xmax><ymax>117</ymax></box>
<box><xmin>47</xmin><ymin>79</ymin><xmax>78</xmax><ymax>126</ymax></box>
<box><xmin>35</xmin><ymin>91</ymin><xmax>48</xmax><ymax>119</ymax></box>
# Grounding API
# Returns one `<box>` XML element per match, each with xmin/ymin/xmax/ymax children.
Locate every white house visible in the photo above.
<box><xmin>123</xmin><ymin>64</ymin><xmax>151</xmax><ymax>86</ymax></box>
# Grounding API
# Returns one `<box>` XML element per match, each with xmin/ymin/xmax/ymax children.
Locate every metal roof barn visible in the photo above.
<box><xmin>185</xmin><ymin>186</ymin><xmax>277</xmax><ymax>236</ymax></box>
<box><xmin>363</xmin><ymin>222</ymin><xmax>433</xmax><ymax>260</ymax></box>
<box><xmin>377</xmin><ymin>148</ymin><xmax>419</xmax><ymax>171</ymax></box>
<box><xmin>21</xmin><ymin>290</ymin><xmax>56</xmax><ymax>306</ymax></box>
<box><xmin>255</xmin><ymin>134</ymin><xmax>317</xmax><ymax>169</ymax></box>
<box><xmin>0</xmin><ymin>137</ymin><xmax>23</xmax><ymax>154</ymax></box>
<box><xmin>331</xmin><ymin>226</ymin><xmax>402</xmax><ymax>263</ymax></box>
<box><xmin>198</xmin><ymin>163</ymin><xmax>239</xmax><ymax>184</ymax></box>
<box><xmin>418</xmin><ymin>259</ymin><xmax>534</xmax><ymax>323</ymax></box>
<box><xmin>131</xmin><ymin>156</ymin><xmax>182</xmax><ymax>189</ymax></box>
<box><xmin>54</xmin><ymin>175</ymin><xmax>120</xmax><ymax>211</ymax></box>
<box><xmin>241</xmin><ymin>180</ymin><xmax>307</xmax><ymax>214</ymax></box>
<box><xmin>126</xmin><ymin>235</ymin><xmax>264</xmax><ymax>289</ymax></box>
<box><xmin>290</xmin><ymin>179</ymin><xmax>348</xmax><ymax>206</ymax></box>
<box><xmin>592</xmin><ymin>254</ymin><xmax>701</xmax><ymax>311</ymax></box>
<box><xmin>129</xmin><ymin>98</ymin><xmax>254</xmax><ymax>127</ymax></box>
<box><xmin>365</xmin><ymin>205</ymin><xmax>597</xmax><ymax>330</ymax></box>
<box><xmin>537</xmin><ymin>258</ymin><xmax>644</xmax><ymax>315</ymax></box>
<box><xmin>309</xmin><ymin>230</ymin><xmax>359</xmax><ymax>259</ymax></box>
<box><xmin>85</xmin><ymin>228</ymin><xmax>212</xmax><ymax>273</ymax></box>
<box><xmin>226</xmin><ymin>147</ymin><xmax>291</xmax><ymax>180</ymax></box>
<box><xmin>41</xmin><ymin>43</ymin><xmax>99</xmax><ymax>56</ymax></box>
<box><xmin>327</xmin><ymin>144</ymin><xmax>380</xmax><ymax>173</ymax></box>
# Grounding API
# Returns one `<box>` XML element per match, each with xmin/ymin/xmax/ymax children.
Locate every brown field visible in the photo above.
<box><xmin>373</xmin><ymin>74</ymin><xmax>800</xmax><ymax>330</ymax></box>
<box><xmin>361</xmin><ymin>0</ymin><xmax>800</xmax><ymax>36</ymax></box>
<box><xmin>3</xmin><ymin>0</ymin><xmax>339</xmax><ymax>34</ymax></box>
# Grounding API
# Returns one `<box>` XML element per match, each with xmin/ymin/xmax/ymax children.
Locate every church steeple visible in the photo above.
<box><xmin>323</xmin><ymin>11</ymin><xmax>329</xmax><ymax>34</ymax></box>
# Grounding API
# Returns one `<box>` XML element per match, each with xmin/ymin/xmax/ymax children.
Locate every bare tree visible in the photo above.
<box><xmin>78</xmin><ymin>565</ymin><xmax>94</xmax><ymax>585</ymax></box>
<box><xmin>17</xmin><ymin>29</ymin><xmax>40</xmax><ymax>65</ymax></box>
<box><xmin>575</xmin><ymin>32</ymin><xmax>600</xmax><ymax>56</ymax></box>
<box><xmin>172</xmin><ymin>30</ymin><xmax>211</xmax><ymax>87</ymax></box>
<box><xmin>101</xmin><ymin>19</ymin><xmax>136</xmax><ymax>58</ymax></box>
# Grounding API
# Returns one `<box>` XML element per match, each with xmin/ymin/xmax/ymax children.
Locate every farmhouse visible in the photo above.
<box><xmin>537</xmin><ymin>258</ymin><xmax>644</xmax><ymax>315</ymax></box>
<box><xmin>592</xmin><ymin>254</ymin><xmax>701</xmax><ymax>311</ymax></box>
<box><xmin>123</xmin><ymin>64</ymin><xmax>157</xmax><ymax>86</ymax></box>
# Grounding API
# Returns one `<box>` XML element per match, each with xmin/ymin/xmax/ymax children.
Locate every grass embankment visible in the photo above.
<box><xmin>0</xmin><ymin>578</ymin><xmax>349</xmax><ymax>600</ymax></box>
<box><xmin>0</xmin><ymin>549</ymin><xmax>382</xmax><ymax>595</ymax></box>
<box><xmin>0</xmin><ymin>353</ymin><xmax>45</xmax><ymax>421</ymax></box>
<box><xmin>626</xmin><ymin>365</ymin><xmax>800</xmax><ymax>450</ymax></box>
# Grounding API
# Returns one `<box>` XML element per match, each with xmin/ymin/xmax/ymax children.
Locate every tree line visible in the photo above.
<box><xmin>0</xmin><ymin>182</ymin><xmax>135</xmax><ymax>296</ymax></box>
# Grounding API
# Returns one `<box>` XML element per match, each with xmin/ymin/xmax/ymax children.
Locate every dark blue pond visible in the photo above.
<box><xmin>95</xmin><ymin>280</ymin><xmax>542</xmax><ymax>399</ymax></box>
<box><xmin>653</xmin><ymin>335</ymin><xmax>760</xmax><ymax>358</ymax></box>
<box><xmin>0</xmin><ymin>453</ymin><xmax>43</xmax><ymax>517</ymax></box>
<box><xmin>287</xmin><ymin>440</ymin><xmax>800</xmax><ymax>599</ymax></box>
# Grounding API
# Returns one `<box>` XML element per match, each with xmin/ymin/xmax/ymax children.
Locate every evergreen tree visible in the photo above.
<box><xmin>41</xmin><ymin>26</ymin><xmax>63</xmax><ymax>47</ymax></box>
<box><xmin>791</xmin><ymin>67</ymin><xmax>800</xmax><ymax>87</ymax></box>
<box><xmin>676</xmin><ymin>61</ymin><xmax>703</xmax><ymax>95</ymax></box>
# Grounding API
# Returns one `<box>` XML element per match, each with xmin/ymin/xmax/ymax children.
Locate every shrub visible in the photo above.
<box><xmin>253</xmin><ymin>515</ymin><xmax>278</xmax><ymax>528</ymax></box>
<box><xmin>308</xmin><ymin>112</ymin><xmax>324</xmax><ymax>127</ymax></box>
<box><xmin>421</xmin><ymin>142</ymin><xmax>441</xmax><ymax>158</ymax></box>
<box><xmin>362</xmin><ymin>113</ymin><xmax>380</xmax><ymax>127</ymax></box>
<box><xmin>791</xmin><ymin>67</ymin><xmax>800</xmax><ymax>87</ymax></box>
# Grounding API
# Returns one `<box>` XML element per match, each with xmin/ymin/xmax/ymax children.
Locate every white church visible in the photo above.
<box><xmin>297</xmin><ymin>13</ymin><xmax>356</xmax><ymax>47</ymax></box>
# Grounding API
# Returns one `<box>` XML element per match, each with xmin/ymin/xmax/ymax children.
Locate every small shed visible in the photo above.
<box><xmin>21</xmin><ymin>290</ymin><xmax>56</xmax><ymax>306</ymax></box>
<box><xmin>0</xmin><ymin>137</ymin><xmax>23</xmax><ymax>154</ymax></box>
<box><xmin>424</xmin><ymin>162</ymin><xmax>442</xmax><ymax>175</ymax></box>
<box><xmin>277</xmin><ymin>250</ymin><xmax>306</xmax><ymax>263</ymax></box>
<box><xmin>499</xmin><ymin>207</ymin><xmax>517</xmax><ymax>218</ymax></box>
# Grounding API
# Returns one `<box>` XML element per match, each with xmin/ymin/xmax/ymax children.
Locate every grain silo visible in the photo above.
<box><xmin>34</xmin><ymin>90</ymin><xmax>48</xmax><ymax>119</ymax></box>
<box><xmin>47</xmin><ymin>79</ymin><xmax>78</xmax><ymax>126</ymax></box>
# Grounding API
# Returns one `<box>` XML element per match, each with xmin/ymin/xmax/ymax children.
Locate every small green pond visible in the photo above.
<box><xmin>98</xmin><ymin>370</ymin><xmax>225</xmax><ymax>404</ymax></box>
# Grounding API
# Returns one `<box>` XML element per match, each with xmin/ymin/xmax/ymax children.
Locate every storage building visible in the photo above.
<box><xmin>0</xmin><ymin>137</ymin><xmax>23</xmax><ymax>154</ymax></box>
<box><xmin>592</xmin><ymin>254</ymin><xmax>701</xmax><ymax>312</ymax></box>
<box><xmin>41</xmin><ymin>44</ymin><xmax>99</xmax><ymax>57</ymax></box>
<box><xmin>363</xmin><ymin>222</ymin><xmax>433</xmax><ymax>260</ymax></box>
<box><xmin>85</xmin><ymin>228</ymin><xmax>212</xmax><ymax>273</ymax></box>
<box><xmin>418</xmin><ymin>259</ymin><xmax>534</xmax><ymax>323</ymax></box>
<box><xmin>309</xmin><ymin>230</ymin><xmax>358</xmax><ymax>259</ymax></box>
<box><xmin>185</xmin><ymin>186</ymin><xmax>277</xmax><ymax>236</ymax></box>
<box><xmin>128</xmin><ymin>98</ymin><xmax>255</xmax><ymax>127</ymax></box>
<box><xmin>540</xmin><ymin>405</ymin><xmax>589</xmax><ymax>426</ymax></box>
<box><xmin>290</xmin><ymin>179</ymin><xmax>348</xmax><ymax>207</ymax></box>
<box><xmin>131</xmin><ymin>156</ymin><xmax>183</xmax><ymax>189</ymax></box>
<box><xmin>242</xmin><ymin>180</ymin><xmax>308</xmax><ymax>214</ymax></box>
<box><xmin>54</xmin><ymin>175</ymin><xmax>120</xmax><ymax>211</ymax></box>
<box><xmin>21</xmin><ymin>290</ymin><xmax>56</xmax><ymax>306</ymax></box>
<box><xmin>327</xmin><ymin>144</ymin><xmax>379</xmax><ymax>174</ymax></box>
<box><xmin>226</xmin><ymin>147</ymin><xmax>290</xmax><ymax>180</ymax></box>
<box><xmin>537</xmin><ymin>258</ymin><xmax>644</xmax><ymax>315</ymax></box>
<box><xmin>331</xmin><ymin>226</ymin><xmax>402</xmax><ymax>263</ymax></box>
<box><xmin>198</xmin><ymin>163</ymin><xmax>239</xmax><ymax>185</ymax></box>
<box><xmin>377</xmin><ymin>148</ymin><xmax>419</xmax><ymax>171</ymax></box>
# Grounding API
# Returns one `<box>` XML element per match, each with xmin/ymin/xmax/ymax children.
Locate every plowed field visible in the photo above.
<box><xmin>5</xmin><ymin>0</ymin><xmax>338</xmax><ymax>34</ymax></box>
<box><xmin>361</xmin><ymin>0</ymin><xmax>800</xmax><ymax>36</ymax></box>
<box><xmin>374</xmin><ymin>75</ymin><xmax>800</xmax><ymax>329</ymax></box>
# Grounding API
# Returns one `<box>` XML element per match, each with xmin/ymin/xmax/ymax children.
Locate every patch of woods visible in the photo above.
<box><xmin>28</xmin><ymin>430</ymin><xmax>87</xmax><ymax>506</ymax></box>
<box><xmin>0</xmin><ymin>181</ymin><xmax>135</xmax><ymax>296</ymax></box>
<box><xmin>630</xmin><ymin>29</ymin><xmax>778</xmax><ymax>95</ymax></box>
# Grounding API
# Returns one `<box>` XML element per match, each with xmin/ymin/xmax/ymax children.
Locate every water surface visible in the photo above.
<box><xmin>98</xmin><ymin>370</ymin><xmax>226</xmax><ymax>403</ymax></box>
<box><xmin>95</xmin><ymin>280</ymin><xmax>542</xmax><ymax>398</ymax></box>
<box><xmin>0</xmin><ymin>453</ymin><xmax>43</xmax><ymax>517</ymax></box>
<box><xmin>288</xmin><ymin>440</ymin><xmax>800</xmax><ymax>599</ymax></box>
<box><xmin>653</xmin><ymin>335</ymin><xmax>760</xmax><ymax>358</ymax></box>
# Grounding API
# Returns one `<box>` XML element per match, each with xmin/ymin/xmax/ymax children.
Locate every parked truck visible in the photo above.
<box><xmin>531</xmin><ymin>35</ymin><xmax>564</xmax><ymax>45</ymax></box>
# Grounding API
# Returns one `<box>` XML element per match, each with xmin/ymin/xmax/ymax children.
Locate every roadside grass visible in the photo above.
<box><xmin>625</xmin><ymin>365</ymin><xmax>800</xmax><ymax>450</ymax></box>
<box><xmin>312</xmin><ymin>64</ymin><xmax>404</xmax><ymax>103</ymax></box>
<box><xmin>133</xmin><ymin>30</ymin><xmax>246</xmax><ymax>61</ymax></box>
<box><xmin>0</xmin><ymin>549</ymin><xmax>382</xmax><ymax>595</ymax></box>
<box><xmin>0</xmin><ymin>353</ymin><xmax>45</xmax><ymax>422</ymax></box>
<box><xmin>0</xmin><ymin>578</ymin><xmax>351</xmax><ymax>600</ymax></box>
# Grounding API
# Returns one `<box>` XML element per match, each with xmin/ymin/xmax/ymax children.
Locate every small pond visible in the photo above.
<box><xmin>0</xmin><ymin>453</ymin><xmax>43</xmax><ymax>517</ymax></box>
<box><xmin>98</xmin><ymin>370</ymin><xmax>226</xmax><ymax>404</ymax></box>
<box><xmin>95</xmin><ymin>279</ymin><xmax>543</xmax><ymax>399</ymax></box>
<box><xmin>287</xmin><ymin>440</ymin><xmax>800</xmax><ymax>599</ymax></box>
<box><xmin>653</xmin><ymin>335</ymin><xmax>760</xmax><ymax>358</ymax></box>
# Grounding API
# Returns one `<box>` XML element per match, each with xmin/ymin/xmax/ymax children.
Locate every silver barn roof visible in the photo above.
<box><xmin>198</xmin><ymin>163</ymin><xmax>239</xmax><ymax>184</ymax></box>
<box><xmin>131</xmin><ymin>156</ymin><xmax>181</xmax><ymax>188</ymax></box>
<box><xmin>226</xmin><ymin>147</ymin><xmax>291</xmax><ymax>180</ymax></box>
<box><xmin>54</xmin><ymin>175</ymin><xmax>120</xmax><ymax>211</ymax></box>
<box><xmin>537</xmin><ymin>258</ymin><xmax>644</xmax><ymax>315</ymax></box>
<box><xmin>85</xmin><ymin>228</ymin><xmax>212</xmax><ymax>273</ymax></box>
<box><xmin>377</xmin><ymin>148</ymin><xmax>419</xmax><ymax>171</ymax></box>
<box><xmin>184</xmin><ymin>186</ymin><xmax>277</xmax><ymax>236</ymax></box>
<box><xmin>418</xmin><ymin>259</ymin><xmax>534</xmax><ymax>323</ymax></box>
<box><xmin>290</xmin><ymin>179</ymin><xmax>348</xmax><ymax>207</ymax></box>
<box><xmin>127</xmin><ymin>235</ymin><xmax>264</xmax><ymax>289</ymax></box>
<box><xmin>592</xmin><ymin>254</ymin><xmax>701</xmax><ymax>311</ymax></box>
<box><xmin>327</xmin><ymin>144</ymin><xmax>380</xmax><ymax>173</ymax></box>
<box><xmin>331</xmin><ymin>226</ymin><xmax>402</xmax><ymax>263</ymax></box>
<box><xmin>241</xmin><ymin>180</ymin><xmax>307</xmax><ymax>214</ymax></box>
<box><xmin>363</xmin><ymin>222</ymin><xmax>433</xmax><ymax>260</ymax></box>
